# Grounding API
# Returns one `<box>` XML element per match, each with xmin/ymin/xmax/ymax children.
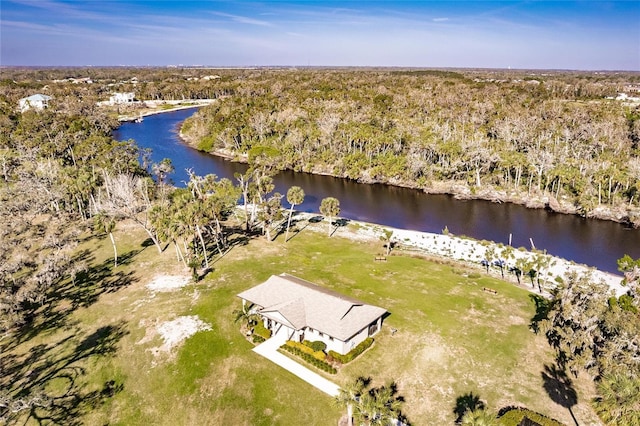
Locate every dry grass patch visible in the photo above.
<box><xmin>2</xmin><ymin>218</ymin><xmax>605</xmax><ymax>425</ymax></box>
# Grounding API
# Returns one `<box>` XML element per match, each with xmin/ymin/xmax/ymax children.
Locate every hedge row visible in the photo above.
<box><xmin>328</xmin><ymin>337</ymin><xmax>374</xmax><ymax>364</ymax></box>
<box><xmin>281</xmin><ymin>344</ymin><xmax>337</xmax><ymax>374</ymax></box>
<box><xmin>285</xmin><ymin>341</ymin><xmax>326</xmax><ymax>361</ymax></box>
<box><xmin>498</xmin><ymin>408</ymin><xmax>566</xmax><ymax>426</ymax></box>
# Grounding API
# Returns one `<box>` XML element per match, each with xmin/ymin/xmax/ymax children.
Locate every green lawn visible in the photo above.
<box><xmin>1</xmin><ymin>220</ymin><xmax>600</xmax><ymax>425</ymax></box>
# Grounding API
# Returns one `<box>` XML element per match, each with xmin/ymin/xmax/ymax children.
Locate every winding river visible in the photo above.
<box><xmin>114</xmin><ymin>108</ymin><xmax>640</xmax><ymax>275</ymax></box>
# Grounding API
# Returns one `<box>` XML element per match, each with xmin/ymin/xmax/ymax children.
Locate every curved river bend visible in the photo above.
<box><xmin>114</xmin><ymin>108</ymin><xmax>640</xmax><ymax>275</ymax></box>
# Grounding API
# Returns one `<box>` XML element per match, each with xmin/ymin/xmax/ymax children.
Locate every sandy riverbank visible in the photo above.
<box><xmin>117</xmin><ymin>99</ymin><xmax>216</xmax><ymax>122</ymax></box>
<box><xmin>293</xmin><ymin>212</ymin><xmax>627</xmax><ymax>297</ymax></box>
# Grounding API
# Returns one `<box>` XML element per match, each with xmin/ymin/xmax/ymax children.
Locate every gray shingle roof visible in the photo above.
<box><xmin>237</xmin><ymin>273</ymin><xmax>386</xmax><ymax>341</ymax></box>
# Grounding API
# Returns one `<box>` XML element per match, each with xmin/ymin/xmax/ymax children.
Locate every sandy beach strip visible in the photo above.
<box><xmin>293</xmin><ymin>212</ymin><xmax>627</xmax><ymax>297</ymax></box>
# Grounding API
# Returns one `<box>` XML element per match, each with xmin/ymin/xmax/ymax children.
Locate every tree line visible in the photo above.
<box><xmin>0</xmin><ymin>91</ymin><xmax>344</xmax><ymax>334</ymax></box>
<box><xmin>539</xmin><ymin>257</ymin><xmax>640</xmax><ymax>425</ymax></box>
<box><xmin>180</xmin><ymin>68</ymin><xmax>640</xmax><ymax>225</ymax></box>
<box><xmin>0</xmin><ymin>79</ymin><xmax>346</xmax><ymax>416</ymax></box>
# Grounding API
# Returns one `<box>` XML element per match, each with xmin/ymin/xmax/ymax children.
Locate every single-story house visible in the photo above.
<box><xmin>19</xmin><ymin>94</ymin><xmax>51</xmax><ymax>112</ymax></box>
<box><xmin>237</xmin><ymin>273</ymin><xmax>386</xmax><ymax>355</ymax></box>
<box><xmin>109</xmin><ymin>92</ymin><xmax>135</xmax><ymax>105</ymax></box>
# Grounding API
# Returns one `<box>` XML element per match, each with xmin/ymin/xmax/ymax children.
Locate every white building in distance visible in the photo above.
<box><xmin>109</xmin><ymin>92</ymin><xmax>135</xmax><ymax>105</ymax></box>
<box><xmin>19</xmin><ymin>94</ymin><xmax>52</xmax><ymax>112</ymax></box>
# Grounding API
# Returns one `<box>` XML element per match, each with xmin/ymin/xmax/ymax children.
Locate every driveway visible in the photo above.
<box><xmin>253</xmin><ymin>335</ymin><xmax>340</xmax><ymax>397</ymax></box>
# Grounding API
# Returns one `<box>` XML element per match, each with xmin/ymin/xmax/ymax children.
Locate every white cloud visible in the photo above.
<box><xmin>210</xmin><ymin>11</ymin><xmax>274</xmax><ymax>27</ymax></box>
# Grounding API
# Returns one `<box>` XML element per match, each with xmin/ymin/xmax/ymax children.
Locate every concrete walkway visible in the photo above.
<box><xmin>253</xmin><ymin>336</ymin><xmax>340</xmax><ymax>397</ymax></box>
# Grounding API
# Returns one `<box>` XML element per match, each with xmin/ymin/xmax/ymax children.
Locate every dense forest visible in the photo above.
<box><xmin>1</xmin><ymin>67</ymin><xmax>639</xmax><ymax>424</ymax></box>
<box><xmin>180</xmin><ymin>68</ymin><xmax>640</xmax><ymax>226</ymax></box>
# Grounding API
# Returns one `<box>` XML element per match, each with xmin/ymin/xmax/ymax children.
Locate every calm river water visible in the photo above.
<box><xmin>114</xmin><ymin>108</ymin><xmax>639</xmax><ymax>274</ymax></box>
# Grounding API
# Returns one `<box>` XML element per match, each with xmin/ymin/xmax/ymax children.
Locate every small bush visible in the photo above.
<box><xmin>253</xmin><ymin>322</ymin><xmax>272</xmax><ymax>340</ymax></box>
<box><xmin>281</xmin><ymin>344</ymin><xmax>336</xmax><ymax>374</ymax></box>
<box><xmin>304</xmin><ymin>340</ymin><xmax>327</xmax><ymax>352</ymax></box>
<box><xmin>252</xmin><ymin>335</ymin><xmax>265</xmax><ymax>344</ymax></box>
<box><xmin>498</xmin><ymin>407</ymin><xmax>566</xmax><ymax>426</ymax></box>
<box><xmin>196</xmin><ymin>136</ymin><xmax>215</xmax><ymax>152</ymax></box>
<box><xmin>328</xmin><ymin>337</ymin><xmax>374</xmax><ymax>364</ymax></box>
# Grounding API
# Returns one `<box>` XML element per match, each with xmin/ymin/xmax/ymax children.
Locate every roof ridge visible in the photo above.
<box><xmin>279</xmin><ymin>273</ymin><xmax>362</xmax><ymax>305</ymax></box>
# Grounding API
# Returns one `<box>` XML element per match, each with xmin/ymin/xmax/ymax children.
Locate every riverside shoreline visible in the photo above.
<box><xmin>293</xmin><ymin>211</ymin><xmax>627</xmax><ymax>297</ymax></box>
<box><xmin>117</xmin><ymin>106</ymin><xmax>635</xmax><ymax>285</ymax></box>
<box><xmin>179</xmin><ymin>131</ymin><xmax>639</xmax><ymax>228</ymax></box>
<box><xmin>117</xmin><ymin>99</ymin><xmax>216</xmax><ymax>122</ymax></box>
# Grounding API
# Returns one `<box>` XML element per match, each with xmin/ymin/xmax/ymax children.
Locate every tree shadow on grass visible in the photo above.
<box><xmin>5</xmin><ymin>248</ymin><xmax>140</xmax><ymax>350</ymax></box>
<box><xmin>281</xmin><ymin>216</ymin><xmax>313</xmax><ymax>242</ymax></box>
<box><xmin>0</xmin><ymin>321</ymin><xmax>128</xmax><ymax>425</ymax></box>
<box><xmin>541</xmin><ymin>363</ymin><xmax>578</xmax><ymax>426</ymax></box>
<box><xmin>529</xmin><ymin>294</ymin><xmax>552</xmax><ymax>333</ymax></box>
<box><xmin>453</xmin><ymin>392</ymin><xmax>485</xmax><ymax>423</ymax></box>
<box><xmin>209</xmin><ymin>225</ymin><xmax>253</xmax><ymax>267</ymax></box>
<box><xmin>140</xmin><ymin>237</ymin><xmax>156</xmax><ymax>248</ymax></box>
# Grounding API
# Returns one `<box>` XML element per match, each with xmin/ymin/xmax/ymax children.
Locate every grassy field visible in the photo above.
<box><xmin>1</xmin><ymin>219</ymin><xmax>601</xmax><ymax>425</ymax></box>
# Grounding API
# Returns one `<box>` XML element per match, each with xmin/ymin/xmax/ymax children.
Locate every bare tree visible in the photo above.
<box><xmin>96</xmin><ymin>173</ymin><xmax>162</xmax><ymax>252</ymax></box>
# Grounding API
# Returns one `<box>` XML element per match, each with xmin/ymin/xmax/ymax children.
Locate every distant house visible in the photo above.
<box><xmin>109</xmin><ymin>92</ymin><xmax>135</xmax><ymax>105</ymax></box>
<box><xmin>237</xmin><ymin>273</ymin><xmax>386</xmax><ymax>355</ymax></box>
<box><xmin>18</xmin><ymin>94</ymin><xmax>51</xmax><ymax>112</ymax></box>
<box><xmin>616</xmin><ymin>93</ymin><xmax>640</xmax><ymax>103</ymax></box>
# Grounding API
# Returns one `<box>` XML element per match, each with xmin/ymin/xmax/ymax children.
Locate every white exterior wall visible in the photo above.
<box><xmin>343</xmin><ymin>328</ymin><xmax>369</xmax><ymax>353</ymax></box>
<box><xmin>261</xmin><ymin>313</ymin><xmax>296</xmax><ymax>340</ymax></box>
<box><xmin>336</xmin><ymin>317</ymin><xmax>383</xmax><ymax>355</ymax></box>
<box><xmin>253</xmin><ymin>308</ymin><xmax>383</xmax><ymax>355</ymax></box>
<box><xmin>324</xmin><ymin>335</ymin><xmax>346</xmax><ymax>354</ymax></box>
<box><xmin>109</xmin><ymin>92</ymin><xmax>135</xmax><ymax>105</ymax></box>
<box><xmin>304</xmin><ymin>327</ymin><xmax>344</xmax><ymax>354</ymax></box>
<box><xmin>304</xmin><ymin>316</ymin><xmax>383</xmax><ymax>355</ymax></box>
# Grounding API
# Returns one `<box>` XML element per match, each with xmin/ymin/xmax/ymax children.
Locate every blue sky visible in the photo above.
<box><xmin>1</xmin><ymin>1</ymin><xmax>639</xmax><ymax>70</ymax></box>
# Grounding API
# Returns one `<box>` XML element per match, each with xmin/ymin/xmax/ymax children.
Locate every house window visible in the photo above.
<box><xmin>329</xmin><ymin>337</ymin><xmax>334</xmax><ymax>341</ymax></box>
<box><xmin>368</xmin><ymin>323</ymin><xmax>378</xmax><ymax>336</ymax></box>
<box><xmin>319</xmin><ymin>332</ymin><xmax>323</xmax><ymax>337</ymax></box>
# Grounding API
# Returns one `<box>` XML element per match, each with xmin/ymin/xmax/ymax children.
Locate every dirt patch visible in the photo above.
<box><xmin>139</xmin><ymin>316</ymin><xmax>211</xmax><ymax>361</ymax></box>
<box><xmin>146</xmin><ymin>275</ymin><xmax>191</xmax><ymax>292</ymax></box>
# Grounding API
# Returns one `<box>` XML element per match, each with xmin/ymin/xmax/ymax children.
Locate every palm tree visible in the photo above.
<box><xmin>352</xmin><ymin>382</ymin><xmax>402</xmax><ymax>426</ymax></box>
<box><xmin>593</xmin><ymin>371</ymin><xmax>640</xmax><ymax>425</ymax></box>
<box><xmin>233</xmin><ymin>303</ymin><xmax>259</xmax><ymax>334</ymax></box>
<box><xmin>381</xmin><ymin>229</ymin><xmax>394</xmax><ymax>256</ymax></box>
<box><xmin>285</xmin><ymin>186</ymin><xmax>305</xmax><ymax>242</ymax></box>
<box><xmin>461</xmin><ymin>408</ymin><xmax>498</xmax><ymax>426</ymax></box>
<box><xmin>334</xmin><ymin>377</ymin><xmax>369</xmax><ymax>426</ymax></box>
<box><xmin>369</xmin><ymin>383</ymin><xmax>402</xmax><ymax>425</ymax></box>
<box><xmin>453</xmin><ymin>392</ymin><xmax>485</xmax><ymax>423</ymax></box>
<box><xmin>320</xmin><ymin>197</ymin><xmax>340</xmax><ymax>236</ymax></box>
